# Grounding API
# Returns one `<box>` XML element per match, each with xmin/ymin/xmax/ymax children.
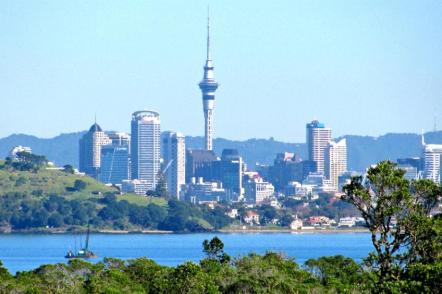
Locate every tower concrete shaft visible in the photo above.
<box><xmin>199</xmin><ymin>11</ymin><xmax>218</xmax><ymax>151</ymax></box>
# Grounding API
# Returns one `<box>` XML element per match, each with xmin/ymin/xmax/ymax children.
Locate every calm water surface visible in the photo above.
<box><xmin>0</xmin><ymin>232</ymin><xmax>372</xmax><ymax>273</ymax></box>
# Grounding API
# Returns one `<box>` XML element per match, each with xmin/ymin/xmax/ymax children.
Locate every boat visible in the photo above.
<box><xmin>65</xmin><ymin>224</ymin><xmax>97</xmax><ymax>259</ymax></box>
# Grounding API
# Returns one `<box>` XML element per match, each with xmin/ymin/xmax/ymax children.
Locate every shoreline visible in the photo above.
<box><xmin>0</xmin><ymin>227</ymin><xmax>369</xmax><ymax>235</ymax></box>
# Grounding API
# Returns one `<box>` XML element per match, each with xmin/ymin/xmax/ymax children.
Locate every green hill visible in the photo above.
<box><xmin>0</xmin><ymin>160</ymin><xmax>165</xmax><ymax>207</ymax></box>
<box><xmin>0</xmin><ymin>159</ymin><xmax>228</xmax><ymax>233</ymax></box>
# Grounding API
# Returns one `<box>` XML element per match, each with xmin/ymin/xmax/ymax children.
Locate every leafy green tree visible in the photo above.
<box><xmin>258</xmin><ymin>205</ymin><xmax>278</xmax><ymax>225</ymax></box>
<box><xmin>155</xmin><ymin>173</ymin><xmax>169</xmax><ymax>199</ymax></box>
<box><xmin>73</xmin><ymin>179</ymin><xmax>87</xmax><ymax>191</ymax></box>
<box><xmin>6</xmin><ymin>152</ymin><xmax>47</xmax><ymax>172</ymax></box>
<box><xmin>343</xmin><ymin>160</ymin><xmax>442</xmax><ymax>291</ymax></box>
<box><xmin>63</xmin><ymin>164</ymin><xmax>75</xmax><ymax>174</ymax></box>
<box><xmin>48</xmin><ymin>213</ymin><xmax>64</xmax><ymax>227</ymax></box>
<box><xmin>169</xmin><ymin>262</ymin><xmax>219</xmax><ymax>294</ymax></box>
<box><xmin>203</xmin><ymin>236</ymin><xmax>231</xmax><ymax>264</ymax></box>
<box><xmin>305</xmin><ymin>255</ymin><xmax>366</xmax><ymax>290</ymax></box>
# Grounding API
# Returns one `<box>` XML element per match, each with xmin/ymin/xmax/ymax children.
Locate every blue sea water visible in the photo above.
<box><xmin>0</xmin><ymin>232</ymin><xmax>372</xmax><ymax>274</ymax></box>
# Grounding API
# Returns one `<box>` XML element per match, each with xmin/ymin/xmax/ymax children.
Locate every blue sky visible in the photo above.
<box><xmin>1</xmin><ymin>0</ymin><xmax>441</xmax><ymax>142</ymax></box>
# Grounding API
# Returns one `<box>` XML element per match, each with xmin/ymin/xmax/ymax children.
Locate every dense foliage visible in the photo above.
<box><xmin>0</xmin><ymin>160</ymin><xmax>441</xmax><ymax>292</ymax></box>
<box><xmin>0</xmin><ymin>192</ymin><xmax>231</xmax><ymax>232</ymax></box>
<box><xmin>4</xmin><ymin>152</ymin><xmax>47</xmax><ymax>172</ymax></box>
<box><xmin>343</xmin><ymin>160</ymin><xmax>442</xmax><ymax>293</ymax></box>
<box><xmin>0</xmin><ymin>243</ymin><xmax>368</xmax><ymax>293</ymax></box>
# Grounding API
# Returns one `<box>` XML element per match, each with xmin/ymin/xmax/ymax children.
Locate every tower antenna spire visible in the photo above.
<box><xmin>206</xmin><ymin>5</ymin><xmax>211</xmax><ymax>61</ymax></box>
<box><xmin>199</xmin><ymin>5</ymin><xmax>219</xmax><ymax>151</ymax></box>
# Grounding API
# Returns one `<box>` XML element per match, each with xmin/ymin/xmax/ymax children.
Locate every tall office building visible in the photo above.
<box><xmin>220</xmin><ymin>149</ymin><xmax>243</xmax><ymax>199</ymax></box>
<box><xmin>99</xmin><ymin>132</ymin><xmax>130</xmax><ymax>185</ymax></box>
<box><xmin>324</xmin><ymin>138</ymin><xmax>347</xmax><ymax>190</ymax></box>
<box><xmin>306</xmin><ymin>120</ymin><xmax>332</xmax><ymax>174</ymax></box>
<box><xmin>162</xmin><ymin>131</ymin><xmax>186</xmax><ymax>199</ymax></box>
<box><xmin>185</xmin><ymin>149</ymin><xmax>219</xmax><ymax>183</ymax></box>
<box><xmin>199</xmin><ymin>13</ymin><xmax>219</xmax><ymax>151</ymax></box>
<box><xmin>131</xmin><ymin>111</ymin><xmax>161</xmax><ymax>191</ymax></box>
<box><xmin>422</xmin><ymin>134</ymin><xmax>442</xmax><ymax>183</ymax></box>
<box><xmin>79</xmin><ymin>122</ymin><xmax>111</xmax><ymax>178</ymax></box>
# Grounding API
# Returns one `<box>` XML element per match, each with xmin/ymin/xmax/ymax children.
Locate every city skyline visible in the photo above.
<box><xmin>1</xmin><ymin>1</ymin><xmax>441</xmax><ymax>142</ymax></box>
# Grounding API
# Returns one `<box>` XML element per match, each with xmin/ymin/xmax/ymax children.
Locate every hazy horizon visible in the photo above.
<box><xmin>2</xmin><ymin>128</ymin><xmax>441</xmax><ymax>144</ymax></box>
<box><xmin>1</xmin><ymin>0</ymin><xmax>441</xmax><ymax>141</ymax></box>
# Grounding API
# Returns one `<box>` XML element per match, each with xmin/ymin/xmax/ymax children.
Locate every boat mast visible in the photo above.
<box><xmin>85</xmin><ymin>224</ymin><xmax>90</xmax><ymax>250</ymax></box>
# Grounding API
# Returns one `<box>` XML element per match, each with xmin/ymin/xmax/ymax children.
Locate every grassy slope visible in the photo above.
<box><xmin>0</xmin><ymin>163</ymin><xmax>166</xmax><ymax>207</ymax></box>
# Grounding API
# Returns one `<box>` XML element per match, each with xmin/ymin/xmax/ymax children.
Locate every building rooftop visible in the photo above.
<box><xmin>89</xmin><ymin>123</ymin><xmax>103</xmax><ymax>132</ymax></box>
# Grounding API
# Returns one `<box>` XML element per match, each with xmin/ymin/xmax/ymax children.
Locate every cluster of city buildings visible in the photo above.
<box><xmin>395</xmin><ymin>134</ymin><xmax>442</xmax><ymax>184</ymax></box>
<box><xmin>75</xmin><ymin>18</ymin><xmax>442</xmax><ymax>207</ymax></box>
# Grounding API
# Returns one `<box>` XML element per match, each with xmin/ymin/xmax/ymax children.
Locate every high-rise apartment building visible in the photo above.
<box><xmin>79</xmin><ymin>123</ymin><xmax>111</xmax><ymax>178</ymax></box>
<box><xmin>422</xmin><ymin>134</ymin><xmax>442</xmax><ymax>183</ymax></box>
<box><xmin>306</xmin><ymin>120</ymin><xmax>332</xmax><ymax>175</ymax></box>
<box><xmin>162</xmin><ymin>131</ymin><xmax>186</xmax><ymax>199</ymax></box>
<box><xmin>199</xmin><ymin>14</ymin><xmax>219</xmax><ymax>151</ymax></box>
<box><xmin>324</xmin><ymin>138</ymin><xmax>347</xmax><ymax>190</ymax></box>
<box><xmin>131</xmin><ymin>111</ymin><xmax>161</xmax><ymax>191</ymax></box>
<box><xmin>99</xmin><ymin>132</ymin><xmax>130</xmax><ymax>185</ymax></box>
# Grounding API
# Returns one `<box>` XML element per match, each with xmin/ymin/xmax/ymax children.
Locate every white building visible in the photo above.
<box><xmin>338</xmin><ymin>217</ymin><xmax>356</xmax><ymax>227</ymax></box>
<box><xmin>285</xmin><ymin>181</ymin><xmax>315</xmax><ymax>199</ymax></box>
<box><xmin>79</xmin><ymin>123</ymin><xmax>112</xmax><ymax>178</ymax></box>
<box><xmin>290</xmin><ymin>216</ymin><xmax>303</xmax><ymax>230</ymax></box>
<box><xmin>243</xmin><ymin>211</ymin><xmax>260</xmax><ymax>225</ymax></box>
<box><xmin>131</xmin><ymin>111</ymin><xmax>161</xmax><ymax>191</ymax></box>
<box><xmin>306</xmin><ymin>120</ymin><xmax>332</xmax><ymax>174</ymax></box>
<box><xmin>226</xmin><ymin>209</ymin><xmax>238</xmax><ymax>219</ymax></box>
<box><xmin>162</xmin><ymin>131</ymin><xmax>186</xmax><ymax>200</ymax></box>
<box><xmin>324</xmin><ymin>138</ymin><xmax>347</xmax><ymax>190</ymax></box>
<box><xmin>122</xmin><ymin>179</ymin><xmax>152</xmax><ymax>195</ymax></box>
<box><xmin>244</xmin><ymin>177</ymin><xmax>275</xmax><ymax>204</ymax></box>
<box><xmin>9</xmin><ymin>146</ymin><xmax>32</xmax><ymax>159</ymax></box>
<box><xmin>422</xmin><ymin>135</ymin><xmax>442</xmax><ymax>183</ymax></box>
<box><xmin>183</xmin><ymin>177</ymin><xmax>227</xmax><ymax>203</ymax></box>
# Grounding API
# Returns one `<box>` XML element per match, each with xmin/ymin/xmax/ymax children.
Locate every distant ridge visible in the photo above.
<box><xmin>1</xmin><ymin>131</ymin><xmax>442</xmax><ymax>172</ymax></box>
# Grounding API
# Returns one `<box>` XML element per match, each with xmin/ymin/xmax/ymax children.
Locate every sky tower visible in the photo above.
<box><xmin>199</xmin><ymin>11</ymin><xmax>219</xmax><ymax>151</ymax></box>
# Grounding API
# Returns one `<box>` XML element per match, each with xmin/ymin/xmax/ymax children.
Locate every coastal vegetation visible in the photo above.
<box><xmin>0</xmin><ymin>156</ymin><xmax>231</xmax><ymax>233</ymax></box>
<box><xmin>0</xmin><ymin>160</ymin><xmax>440</xmax><ymax>293</ymax></box>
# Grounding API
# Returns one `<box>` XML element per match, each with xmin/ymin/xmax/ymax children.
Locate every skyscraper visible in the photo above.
<box><xmin>79</xmin><ymin>122</ymin><xmax>111</xmax><ymax>178</ymax></box>
<box><xmin>131</xmin><ymin>111</ymin><xmax>161</xmax><ymax>191</ymax></box>
<box><xmin>220</xmin><ymin>149</ymin><xmax>243</xmax><ymax>200</ymax></box>
<box><xmin>422</xmin><ymin>134</ymin><xmax>442</xmax><ymax>183</ymax></box>
<box><xmin>99</xmin><ymin>132</ymin><xmax>130</xmax><ymax>185</ymax></box>
<box><xmin>324</xmin><ymin>138</ymin><xmax>347</xmax><ymax>190</ymax></box>
<box><xmin>306</xmin><ymin>120</ymin><xmax>332</xmax><ymax>175</ymax></box>
<box><xmin>162</xmin><ymin>131</ymin><xmax>186</xmax><ymax>199</ymax></box>
<box><xmin>199</xmin><ymin>13</ymin><xmax>219</xmax><ymax>151</ymax></box>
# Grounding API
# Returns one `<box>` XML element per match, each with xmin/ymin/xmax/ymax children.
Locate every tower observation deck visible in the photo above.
<box><xmin>198</xmin><ymin>11</ymin><xmax>219</xmax><ymax>151</ymax></box>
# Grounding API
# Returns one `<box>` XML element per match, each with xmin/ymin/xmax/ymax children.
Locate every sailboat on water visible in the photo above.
<box><xmin>65</xmin><ymin>224</ymin><xmax>97</xmax><ymax>259</ymax></box>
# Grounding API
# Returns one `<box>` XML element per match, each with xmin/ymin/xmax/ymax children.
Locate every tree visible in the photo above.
<box><xmin>155</xmin><ymin>173</ymin><xmax>169</xmax><ymax>199</ymax></box>
<box><xmin>73</xmin><ymin>179</ymin><xmax>87</xmax><ymax>191</ymax></box>
<box><xmin>6</xmin><ymin>152</ymin><xmax>47</xmax><ymax>172</ymax></box>
<box><xmin>48</xmin><ymin>213</ymin><xmax>64</xmax><ymax>228</ymax></box>
<box><xmin>343</xmin><ymin>161</ymin><xmax>441</xmax><ymax>290</ymax></box>
<box><xmin>202</xmin><ymin>236</ymin><xmax>231</xmax><ymax>264</ymax></box>
<box><xmin>63</xmin><ymin>165</ymin><xmax>75</xmax><ymax>174</ymax></box>
<box><xmin>305</xmin><ymin>255</ymin><xmax>365</xmax><ymax>290</ymax></box>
